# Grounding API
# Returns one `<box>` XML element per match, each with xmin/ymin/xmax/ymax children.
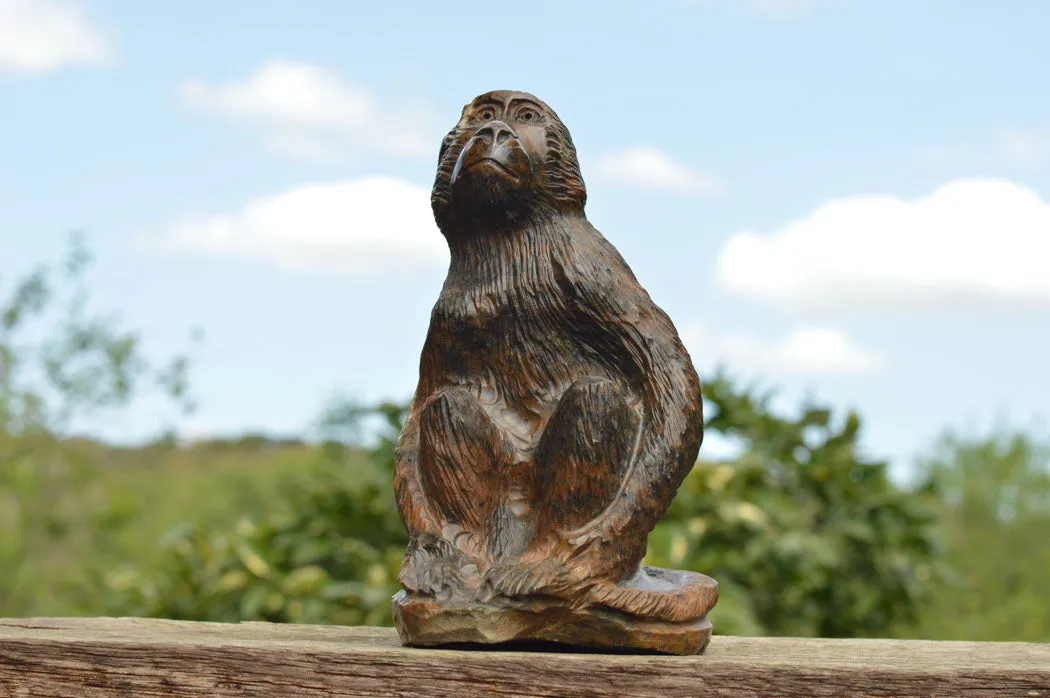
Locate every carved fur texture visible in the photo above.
<box><xmin>393</xmin><ymin>91</ymin><xmax>716</xmax><ymax>645</ymax></box>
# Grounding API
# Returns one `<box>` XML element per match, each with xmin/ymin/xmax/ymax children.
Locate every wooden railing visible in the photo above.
<box><xmin>1</xmin><ymin>617</ymin><xmax>1048</xmax><ymax>697</ymax></box>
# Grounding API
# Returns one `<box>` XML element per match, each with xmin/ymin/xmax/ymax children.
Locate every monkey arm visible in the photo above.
<box><xmin>394</xmin><ymin>408</ymin><xmax>480</xmax><ymax>597</ymax></box>
<box><xmin>557</xmin><ymin>236</ymin><xmax>704</xmax><ymax>557</ymax></box>
<box><xmin>392</xmin><ymin>409</ymin><xmax>442</xmax><ymax>538</ymax></box>
<box><xmin>572</xmin><ymin>324</ymin><xmax>703</xmax><ymax>548</ymax></box>
<box><xmin>394</xmin><ymin>325</ymin><xmax>450</xmax><ymax>540</ymax></box>
<box><xmin>480</xmin><ymin>267</ymin><xmax>703</xmax><ymax>598</ymax></box>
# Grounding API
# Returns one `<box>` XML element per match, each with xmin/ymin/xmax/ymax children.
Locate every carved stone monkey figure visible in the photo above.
<box><xmin>391</xmin><ymin>91</ymin><xmax>718</xmax><ymax>655</ymax></box>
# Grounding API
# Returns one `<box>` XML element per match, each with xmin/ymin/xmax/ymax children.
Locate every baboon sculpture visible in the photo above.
<box><xmin>391</xmin><ymin>90</ymin><xmax>718</xmax><ymax>655</ymax></box>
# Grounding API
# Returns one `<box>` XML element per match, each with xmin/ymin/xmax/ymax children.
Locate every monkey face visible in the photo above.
<box><xmin>450</xmin><ymin>102</ymin><xmax>547</xmax><ymax>190</ymax></box>
<box><xmin>432</xmin><ymin>91</ymin><xmax>587</xmax><ymax>232</ymax></box>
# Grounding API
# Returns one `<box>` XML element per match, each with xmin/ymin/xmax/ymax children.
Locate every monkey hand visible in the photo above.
<box><xmin>475</xmin><ymin>532</ymin><xmax>620</xmax><ymax>603</ymax></box>
<box><xmin>398</xmin><ymin>533</ymin><xmax>482</xmax><ymax>600</ymax></box>
<box><xmin>475</xmin><ymin>554</ymin><xmax>579</xmax><ymax>602</ymax></box>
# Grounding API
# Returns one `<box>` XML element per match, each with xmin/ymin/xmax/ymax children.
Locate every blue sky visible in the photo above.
<box><xmin>2</xmin><ymin>0</ymin><xmax>1049</xmax><ymax>476</ymax></box>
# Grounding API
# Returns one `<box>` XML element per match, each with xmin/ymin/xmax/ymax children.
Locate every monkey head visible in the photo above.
<box><xmin>431</xmin><ymin>91</ymin><xmax>587</xmax><ymax>234</ymax></box>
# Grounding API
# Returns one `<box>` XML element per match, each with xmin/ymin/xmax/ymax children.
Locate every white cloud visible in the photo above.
<box><xmin>179</xmin><ymin>61</ymin><xmax>434</xmax><ymax>162</ymax></box>
<box><xmin>683</xmin><ymin>325</ymin><xmax>884</xmax><ymax>375</ymax></box>
<box><xmin>0</xmin><ymin>0</ymin><xmax>110</xmax><ymax>74</ymax></box>
<box><xmin>593</xmin><ymin>147</ymin><xmax>725</xmax><ymax>196</ymax></box>
<box><xmin>156</xmin><ymin>176</ymin><xmax>448</xmax><ymax>278</ymax></box>
<box><xmin>716</xmin><ymin>178</ymin><xmax>1050</xmax><ymax>311</ymax></box>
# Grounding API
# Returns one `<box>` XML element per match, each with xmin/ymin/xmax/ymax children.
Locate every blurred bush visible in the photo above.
<box><xmin>646</xmin><ymin>373</ymin><xmax>942</xmax><ymax>637</ymax></box>
<box><xmin>910</xmin><ymin>428</ymin><xmax>1050</xmax><ymax>642</ymax></box>
<box><xmin>1</xmin><ymin>234</ymin><xmax>195</xmax><ymax>615</ymax></box>
<box><xmin>104</xmin><ymin>373</ymin><xmax>943</xmax><ymax>638</ymax></box>
<box><xmin>100</xmin><ymin>402</ymin><xmax>409</xmax><ymax>626</ymax></box>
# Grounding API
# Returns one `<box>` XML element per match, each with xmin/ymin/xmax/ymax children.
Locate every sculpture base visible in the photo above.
<box><xmin>392</xmin><ymin>567</ymin><xmax>717</xmax><ymax>656</ymax></box>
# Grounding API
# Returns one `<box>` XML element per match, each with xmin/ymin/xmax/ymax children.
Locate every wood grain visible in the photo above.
<box><xmin>1</xmin><ymin>618</ymin><xmax>1048</xmax><ymax>697</ymax></box>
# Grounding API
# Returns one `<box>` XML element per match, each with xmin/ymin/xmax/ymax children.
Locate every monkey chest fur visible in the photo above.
<box><xmin>425</xmin><ymin>262</ymin><xmax>636</xmax><ymax>457</ymax></box>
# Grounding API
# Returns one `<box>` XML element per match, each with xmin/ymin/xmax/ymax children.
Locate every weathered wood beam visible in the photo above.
<box><xmin>1</xmin><ymin>617</ymin><xmax>1047</xmax><ymax>697</ymax></box>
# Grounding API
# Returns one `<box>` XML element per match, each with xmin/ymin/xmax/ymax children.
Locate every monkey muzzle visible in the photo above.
<box><xmin>450</xmin><ymin>120</ymin><xmax>532</xmax><ymax>189</ymax></box>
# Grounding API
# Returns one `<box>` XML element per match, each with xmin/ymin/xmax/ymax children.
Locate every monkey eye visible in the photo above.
<box><xmin>516</xmin><ymin>106</ymin><xmax>543</xmax><ymax>123</ymax></box>
<box><xmin>473</xmin><ymin>107</ymin><xmax>497</xmax><ymax>122</ymax></box>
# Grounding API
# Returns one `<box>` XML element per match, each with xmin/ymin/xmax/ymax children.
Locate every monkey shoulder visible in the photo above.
<box><xmin>553</xmin><ymin>231</ymin><xmax>670</xmax><ymax>333</ymax></box>
<box><xmin>561</xmin><ymin>230</ymin><xmax>698</xmax><ymax>385</ymax></box>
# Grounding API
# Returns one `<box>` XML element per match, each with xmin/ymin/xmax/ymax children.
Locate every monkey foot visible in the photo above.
<box><xmin>392</xmin><ymin>566</ymin><xmax>718</xmax><ymax>656</ymax></box>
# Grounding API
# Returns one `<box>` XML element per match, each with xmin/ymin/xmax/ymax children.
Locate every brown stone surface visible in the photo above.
<box><xmin>392</xmin><ymin>90</ymin><xmax>717</xmax><ymax>654</ymax></box>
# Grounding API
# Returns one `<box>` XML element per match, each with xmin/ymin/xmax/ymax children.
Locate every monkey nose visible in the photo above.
<box><xmin>475</xmin><ymin>120</ymin><xmax>517</xmax><ymax>146</ymax></box>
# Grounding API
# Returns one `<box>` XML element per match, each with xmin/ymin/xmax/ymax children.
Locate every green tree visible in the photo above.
<box><xmin>912</xmin><ymin>428</ymin><xmax>1050</xmax><ymax>642</ymax></box>
<box><xmin>118</xmin><ymin>371</ymin><xmax>943</xmax><ymax>640</ymax></box>
<box><xmin>0</xmin><ymin>234</ymin><xmax>195</xmax><ymax>615</ymax></box>
<box><xmin>103</xmin><ymin>400</ymin><xmax>408</xmax><ymax>625</ymax></box>
<box><xmin>645</xmin><ymin>371</ymin><xmax>943</xmax><ymax>637</ymax></box>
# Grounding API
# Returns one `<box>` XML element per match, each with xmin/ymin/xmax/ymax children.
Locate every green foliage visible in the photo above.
<box><xmin>112</xmin><ymin>373</ymin><xmax>943</xmax><ymax>639</ymax></box>
<box><xmin>911</xmin><ymin>429</ymin><xmax>1050</xmax><ymax>641</ymax></box>
<box><xmin>102</xmin><ymin>402</ymin><xmax>410</xmax><ymax>626</ymax></box>
<box><xmin>644</xmin><ymin>371</ymin><xmax>943</xmax><ymax>637</ymax></box>
<box><xmin>0</xmin><ymin>234</ymin><xmax>194</xmax><ymax>436</ymax></box>
<box><xmin>4</xmin><ymin>437</ymin><xmax>341</xmax><ymax>617</ymax></box>
<box><xmin>0</xmin><ymin>234</ymin><xmax>196</xmax><ymax>615</ymax></box>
